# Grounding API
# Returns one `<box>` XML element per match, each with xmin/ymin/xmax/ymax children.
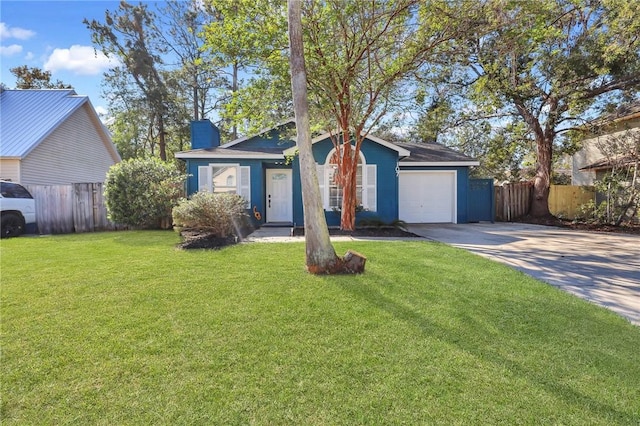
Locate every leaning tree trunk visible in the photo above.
<box><xmin>288</xmin><ymin>0</ymin><xmax>366</xmax><ymax>274</ymax></box>
<box><xmin>530</xmin><ymin>135</ymin><xmax>552</xmax><ymax>217</ymax></box>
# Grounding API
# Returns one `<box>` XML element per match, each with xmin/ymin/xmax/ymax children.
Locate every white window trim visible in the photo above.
<box><xmin>317</xmin><ymin>147</ymin><xmax>376</xmax><ymax>212</ymax></box>
<box><xmin>197</xmin><ymin>163</ymin><xmax>251</xmax><ymax>205</ymax></box>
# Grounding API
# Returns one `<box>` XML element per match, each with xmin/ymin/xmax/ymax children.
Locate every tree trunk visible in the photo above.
<box><xmin>530</xmin><ymin>135</ymin><xmax>552</xmax><ymax>217</ymax></box>
<box><xmin>193</xmin><ymin>83</ymin><xmax>199</xmax><ymax>121</ymax></box>
<box><xmin>158</xmin><ymin>113</ymin><xmax>167</xmax><ymax>162</ymax></box>
<box><xmin>232</xmin><ymin>61</ymin><xmax>239</xmax><ymax>141</ymax></box>
<box><xmin>340</xmin><ymin>153</ymin><xmax>357</xmax><ymax>231</ymax></box>
<box><xmin>289</xmin><ymin>0</ymin><xmax>360</xmax><ymax>274</ymax></box>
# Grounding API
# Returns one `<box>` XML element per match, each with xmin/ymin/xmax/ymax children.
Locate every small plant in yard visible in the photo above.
<box><xmin>104</xmin><ymin>158</ymin><xmax>185</xmax><ymax>229</ymax></box>
<box><xmin>172</xmin><ymin>192</ymin><xmax>250</xmax><ymax>249</ymax></box>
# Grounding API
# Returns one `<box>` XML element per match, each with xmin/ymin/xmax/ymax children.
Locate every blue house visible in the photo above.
<box><xmin>175</xmin><ymin>120</ymin><xmax>482</xmax><ymax>227</ymax></box>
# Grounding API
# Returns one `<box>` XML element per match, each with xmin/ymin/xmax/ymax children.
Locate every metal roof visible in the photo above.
<box><xmin>0</xmin><ymin>89</ymin><xmax>88</xmax><ymax>158</ymax></box>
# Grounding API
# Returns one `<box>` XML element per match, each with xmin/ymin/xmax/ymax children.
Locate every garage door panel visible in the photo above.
<box><xmin>399</xmin><ymin>171</ymin><xmax>456</xmax><ymax>223</ymax></box>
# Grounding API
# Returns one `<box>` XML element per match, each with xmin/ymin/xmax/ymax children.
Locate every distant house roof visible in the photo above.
<box><xmin>0</xmin><ymin>89</ymin><xmax>114</xmax><ymax>159</ymax></box>
<box><xmin>580</xmin><ymin>154</ymin><xmax>638</xmax><ymax>171</ymax></box>
<box><xmin>600</xmin><ymin>101</ymin><xmax>640</xmax><ymax>123</ymax></box>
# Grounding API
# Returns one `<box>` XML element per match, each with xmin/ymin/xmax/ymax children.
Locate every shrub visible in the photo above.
<box><xmin>172</xmin><ymin>192</ymin><xmax>249</xmax><ymax>238</ymax></box>
<box><xmin>358</xmin><ymin>217</ymin><xmax>408</xmax><ymax>230</ymax></box>
<box><xmin>104</xmin><ymin>158</ymin><xmax>185</xmax><ymax>229</ymax></box>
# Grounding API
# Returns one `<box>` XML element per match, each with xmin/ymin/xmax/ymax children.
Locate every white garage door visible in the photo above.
<box><xmin>399</xmin><ymin>171</ymin><xmax>456</xmax><ymax>223</ymax></box>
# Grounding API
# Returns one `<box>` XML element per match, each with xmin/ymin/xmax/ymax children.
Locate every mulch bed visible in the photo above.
<box><xmin>177</xmin><ymin>231</ymin><xmax>239</xmax><ymax>250</ymax></box>
<box><xmin>293</xmin><ymin>227</ymin><xmax>419</xmax><ymax>238</ymax></box>
<box><xmin>515</xmin><ymin>214</ymin><xmax>640</xmax><ymax>235</ymax></box>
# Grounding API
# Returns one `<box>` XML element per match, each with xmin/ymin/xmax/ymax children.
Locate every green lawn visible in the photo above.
<box><xmin>1</xmin><ymin>231</ymin><xmax>639</xmax><ymax>424</ymax></box>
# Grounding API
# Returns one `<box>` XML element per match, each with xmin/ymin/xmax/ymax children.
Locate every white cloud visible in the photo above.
<box><xmin>24</xmin><ymin>51</ymin><xmax>34</xmax><ymax>61</ymax></box>
<box><xmin>0</xmin><ymin>23</ymin><xmax>36</xmax><ymax>40</ymax></box>
<box><xmin>0</xmin><ymin>44</ymin><xmax>22</xmax><ymax>56</ymax></box>
<box><xmin>94</xmin><ymin>105</ymin><xmax>108</xmax><ymax>116</ymax></box>
<box><xmin>44</xmin><ymin>45</ymin><xmax>119</xmax><ymax>75</ymax></box>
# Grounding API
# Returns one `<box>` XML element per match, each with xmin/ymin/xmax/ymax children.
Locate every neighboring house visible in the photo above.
<box><xmin>0</xmin><ymin>89</ymin><xmax>120</xmax><ymax>185</ymax></box>
<box><xmin>572</xmin><ymin>102</ymin><xmax>640</xmax><ymax>186</ymax></box>
<box><xmin>176</xmin><ymin>120</ymin><xmax>483</xmax><ymax>227</ymax></box>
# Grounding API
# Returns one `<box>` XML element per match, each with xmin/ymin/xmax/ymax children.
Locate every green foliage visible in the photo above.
<box><xmin>581</xmin><ymin>171</ymin><xmax>639</xmax><ymax>224</ymax></box>
<box><xmin>172</xmin><ymin>192</ymin><xmax>249</xmax><ymax>237</ymax></box>
<box><xmin>419</xmin><ymin>0</ymin><xmax>640</xmax><ymax>213</ymax></box>
<box><xmin>358</xmin><ymin>217</ymin><xmax>408</xmax><ymax>231</ymax></box>
<box><xmin>579</xmin><ymin>125</ymin><xmax>640</xmax><ymax>224</ymax></box>
<box><xmin>104</xmin><ymin>158</ymin><xmax>185</xmax><ymax>229</ymax></box>
<box><xmin>202</xmin><ymin>0</ymin><xmax>290</xmax><ymax>136</ymax></box>
<box><xmin>9</xmin><ymin>65</ymin><xmax>73</xmax><ymax>89</ymax></box>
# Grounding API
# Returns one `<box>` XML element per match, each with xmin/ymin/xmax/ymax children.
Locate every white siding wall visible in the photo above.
<box><xmin>573</xmin><ymin>118</ymin><xmax>640</xmax><ymax>186</ymax></box>
<box><xmin>20</xmin><ymin>105</ymin><xmax>119</xmax><ymax>185</ymax></box>
<box><xmin>572</xmin><ymin>138</ymin><xmax>601</xmax><ymax>186</ymax></box>
<box><xmin>0</xmin><ymin>159</ymin><xmax>21</xmax><ymax>182</ymax></box>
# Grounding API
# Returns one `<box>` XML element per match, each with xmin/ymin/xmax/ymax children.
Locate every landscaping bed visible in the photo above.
<box><xmin>293</xmin><ymin>226</ymin><xmax>419</xmax><ymax>238</ymax></box>
<box><xmin>517</xmin><ymin>214</ymin><xmax>640</xmax><ymax>235</ymax></box>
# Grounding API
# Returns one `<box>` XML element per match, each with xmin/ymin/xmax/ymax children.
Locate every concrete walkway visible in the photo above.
<box><xmin>408</xmin><ymin>223</ymin><xmax>640</xmax><ymax>326</ymax></box>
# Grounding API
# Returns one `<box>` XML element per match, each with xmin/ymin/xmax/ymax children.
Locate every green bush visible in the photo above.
<box><xmin>358</xmin><ymin>217</ymin><xmax>408</xmax><ymax>230</ymax></box>
<box><xmin>172</xmin><ymin>192</ymin><xmax>249</xmax><ymax>238</ymax></box>
<box><xmin>104</xmin><ymin>158</ymin><xmax>185</xmax><ymax>229</ymax></box>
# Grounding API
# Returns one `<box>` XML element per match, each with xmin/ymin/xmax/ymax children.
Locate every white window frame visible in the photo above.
<box><xmin>197</xmin><ymin>163</ymin><xmax>251</xmax><ymax>205</ymax></box>
<box><xmin>317</xmin><ymin>148</ymin><xmax>376</xmax><ymax>212</ymax></box>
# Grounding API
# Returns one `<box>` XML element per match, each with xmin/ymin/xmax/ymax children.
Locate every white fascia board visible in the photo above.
<box><xmin>399</xmin><ymin>161</ymin><xmax>480</xmax><ymax>167</ymax></box>
<box><xmin>364</xmin><ymin>133</ymin><xmax>411</xmax><ymax>157</ymax></box>
<box><xmin>175</xmin><ymin>152</ymin><xmax>284</xmax><ymax>159</ymax></box>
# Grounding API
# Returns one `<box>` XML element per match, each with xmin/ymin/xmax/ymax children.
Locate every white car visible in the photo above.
<box><xmin>0</xmin><ymin>181</ymin><xmax>37</xmax><ymax>238</ymax></box>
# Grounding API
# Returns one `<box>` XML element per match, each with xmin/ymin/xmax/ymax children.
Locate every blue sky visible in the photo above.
<box><xmin>0</xmin><ymin>1</ymin><xmax>154</xmax><ymax>116</ymax></box>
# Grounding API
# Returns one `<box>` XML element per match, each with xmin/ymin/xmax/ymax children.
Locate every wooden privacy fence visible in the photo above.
<box><xmin>548</xmin><ymin>185</ymin><xmax>595</xmax><ymax>219</ymax></box>
<box><xmin>25</xmin><ymin>183</ymin><xmax>122</xmax><ymax>234</ymax></box>
<box><xmin>494</xmin><ymin>181</ymin><xmax>533</xmax><ymax>221</ymax></box>
<box><xmin>494</xmin><ymin>182</ymin><xmax>596</xmax><ymax>221</ymax></box>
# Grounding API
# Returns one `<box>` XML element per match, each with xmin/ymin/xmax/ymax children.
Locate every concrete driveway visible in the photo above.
<box><xmin>408</xmin><ymin>223</ymin><xmax>640</xmax><ymax>326</ymax></box>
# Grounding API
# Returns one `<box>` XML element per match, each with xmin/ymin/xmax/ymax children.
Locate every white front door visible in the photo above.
<box><xmin>266</xmin><ymin>169</ymin><xmax>292</xmax><ymax>223</ymax></box>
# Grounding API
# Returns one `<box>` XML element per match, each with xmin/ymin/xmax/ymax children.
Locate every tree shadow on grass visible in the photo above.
<box><xmin>335</xmin><ymin>276</ymin><xmax>639</xmax><ymax>423</ymax></box>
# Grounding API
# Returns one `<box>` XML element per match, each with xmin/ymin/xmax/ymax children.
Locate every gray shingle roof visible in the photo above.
<box><xmin>0</xmin><ymin>89</ymin><xmax>87</xmax><ymax>158</ymax></box>
<box><xmin>395</xmin><ymin>141</ymin><xmax>477</xmax><ymax>163</ymax></box>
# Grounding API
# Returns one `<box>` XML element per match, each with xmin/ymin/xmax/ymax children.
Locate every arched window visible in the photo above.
<box><xmin>317</xmin><ymin>147</ymin><xmax>376</xmax><ymax>212</ymax></box>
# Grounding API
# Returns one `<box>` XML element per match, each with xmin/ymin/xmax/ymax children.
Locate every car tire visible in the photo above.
<box><xmin>1</xmin><ymin>213</ymin><xmax>24</xmax><ymax>238</ymax></box>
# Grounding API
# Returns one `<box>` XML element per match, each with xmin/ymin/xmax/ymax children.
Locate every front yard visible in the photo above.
<box><xmin>1</xmin><ymin>231</ymin><xmax>638</xmax><ymax>424</ymax></box>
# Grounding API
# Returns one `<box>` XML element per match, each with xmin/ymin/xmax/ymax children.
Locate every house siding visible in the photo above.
<box><xmin>20</xmin><ymin>105</ymin><xmax>119</xmax><ymax>185</ymax></box>
<box><xmin>573</xmin><ymin>117</ymin><xmax>640</xmax><ymax>185</ymax></box>
<box><xmin>180</xmin><ymin>124</ymin><xmax>479</xmax><ymax>227</ymax></box>
<box><xmin>186</xmin><ymin>158</ymin><xmax>289</xmax><ymax>226</ymax></box>
<box><xmin>292</xmin><ymin>136</ymin><xmax>399</xmax><ymax>227</ymax></box>
<box><xmin>0</xmin><ymin>159</ymin><xmax>21</xmax><ymax>182</ymax></box>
